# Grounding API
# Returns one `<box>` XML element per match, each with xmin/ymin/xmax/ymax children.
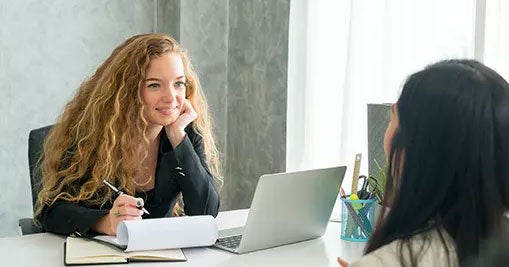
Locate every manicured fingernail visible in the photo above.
<box><xmin>137</xmin><ymin>200</ymin><xmax>142</xmax><ymax>207</ymax></box>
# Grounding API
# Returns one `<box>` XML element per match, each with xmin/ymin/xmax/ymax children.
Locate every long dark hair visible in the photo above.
<box><xmin>365</xmin><ymin>59</ymin><xmax>509</xmax><ymax>266</ymax></box>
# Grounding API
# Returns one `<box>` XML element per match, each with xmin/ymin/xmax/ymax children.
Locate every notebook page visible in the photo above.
<box><xmin>117</xmin><ymin>215</ymin><xmax>218</xmax><ymax>252</ymax></box>
<box><xmin>126</xmin><ymin>248</ymin><xmax>186</xmax><ymax>261</ymax></box>
<box><xmin>65</xmin><ymin>237</ymin><xmax>126</xmax><ymax>264</ymax></box>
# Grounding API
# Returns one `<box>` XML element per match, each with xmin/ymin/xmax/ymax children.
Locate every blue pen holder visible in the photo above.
<box><xmin>340</xmin><ymin>196</ymin><xmax>376</xmax><ymax>242</ymax></box>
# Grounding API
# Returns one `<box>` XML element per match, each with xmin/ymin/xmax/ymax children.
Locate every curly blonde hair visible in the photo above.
<box><xmin>34</xmin><ymin>33</ymin><xmax>222</xmax><ymax>220</ymax></box>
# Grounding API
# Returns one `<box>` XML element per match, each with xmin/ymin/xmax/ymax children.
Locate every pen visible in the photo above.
<box><xmin>340</xmin><ymin>187</ymin><xmax>346</xmax><ymax>198</ymax></box>
<box><xmin>102</xmin><ymin>180</ymin><xmax>150</xmax><ymax>215</ymax></box>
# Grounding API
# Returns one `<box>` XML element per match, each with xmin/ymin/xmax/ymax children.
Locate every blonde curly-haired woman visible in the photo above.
<box><xmin>34</xmin><ymin>33</ymin><xmax>222</xmax><ymax>236</ymax></box>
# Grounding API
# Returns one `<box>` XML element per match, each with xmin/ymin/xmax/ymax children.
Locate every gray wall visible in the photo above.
<box><xmin>0</xmin><ymin>0</ymin><xmax>290</xmax><ymax>236</ymax></box>
<box><xmin>160</xmin><ymin>0</ymin><xmax>289</xmax><ymax>210</ymax></box>
<box><xmin>180</xmin><ymin>0</ymin><xmax>229</xmax><ymax>157</ymax></box>
<box><xmin>157</xmin><ymin>0</ymin><xmax>180</xmax><ymax>41</ymax></box>
<box><xmin>223</xmin><ymin>0</ymin><xmax>289</xmax><ymax>209</ymax></box>
<box><xmin>158</xmin><ymin>0</ymin><xmax>229</xmax><ymax>159</ymax></box>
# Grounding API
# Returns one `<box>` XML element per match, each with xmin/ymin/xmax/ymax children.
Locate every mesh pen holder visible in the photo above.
<box><xmin>340</xmin><ymin>196</ymin><xmax>376</xmax><ymax>242</ymax></box>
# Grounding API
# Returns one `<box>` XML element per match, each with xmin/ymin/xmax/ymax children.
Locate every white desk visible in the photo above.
<box><xmin>0</xmin><ymin>209</ymin><xmax>365</xmax><ymax>266</ymax></box>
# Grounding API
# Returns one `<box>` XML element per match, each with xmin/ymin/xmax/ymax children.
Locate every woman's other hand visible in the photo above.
<box><xmin>165</xmin><ymin>99</ymin><xmax>198</xmax><ymax>148</ymax></box>
<box><xmin>337</xmin><ymin>256</ymin><xmax>349</xmax><ymax>267</ymax></box>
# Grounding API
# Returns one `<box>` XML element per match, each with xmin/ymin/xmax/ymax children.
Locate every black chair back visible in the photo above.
<box><xmin>28</xmin><ymin>125</ymin><xmax>53</xmax><ymax>211</ymax></box>
<box><xmin>19</xmin><ymin>125</ymin><xmax>53</xmax><ymax>235</ymax></box>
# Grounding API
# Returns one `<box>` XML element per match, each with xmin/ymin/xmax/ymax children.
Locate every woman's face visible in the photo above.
<box><xmin>142</xmin><ymin>52</ymin><xmax>186</xmax><ymax>127</ymax></box>
<box><xmin>384</xmin><ymin>104</ymin><xmax>400</xmax><ymax>159</ymax></box>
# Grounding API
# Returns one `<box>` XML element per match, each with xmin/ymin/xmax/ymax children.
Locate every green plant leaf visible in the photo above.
<box><xmin>369</xmin><ymin>159</ymin><xmax>387</xmax><ymax>203</ymax></box>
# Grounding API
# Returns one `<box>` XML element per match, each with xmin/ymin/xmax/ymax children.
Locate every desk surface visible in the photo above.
<box><xmin>0</xmin><ymin>209</ymin><xmax>365</xmax><ymax>267</ymax></box>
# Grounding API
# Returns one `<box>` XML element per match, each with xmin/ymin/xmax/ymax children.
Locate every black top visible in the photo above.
<box><xmin>38</xmin><ymin>126</ymin><xmax>220</xmax><ymax>236</ymax></box>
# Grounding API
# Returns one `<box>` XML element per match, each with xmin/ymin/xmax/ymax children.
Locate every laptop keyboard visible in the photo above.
<box><xmin>216</xmin><ymin>235</ymin><xmax>243</xmax><ymax>249</ymax></box>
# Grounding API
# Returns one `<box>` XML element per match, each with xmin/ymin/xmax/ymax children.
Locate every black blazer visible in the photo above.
<box><xmin>39</xmin><ymin>126</ymin><xmax>220</xmax><ymax>236</ymax></box>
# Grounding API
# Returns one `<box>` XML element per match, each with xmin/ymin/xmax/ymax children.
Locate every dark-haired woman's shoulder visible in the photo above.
<box><xmin>350</xmin><ymin>228</ymin><xmax>458</xmax><ymax>267</ymax></box>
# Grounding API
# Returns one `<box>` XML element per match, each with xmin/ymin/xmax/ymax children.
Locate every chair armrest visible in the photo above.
<box><xmin>18</xmin><ymin>218</ymin><xmax>44</xmax><ymax>235</ymax></box>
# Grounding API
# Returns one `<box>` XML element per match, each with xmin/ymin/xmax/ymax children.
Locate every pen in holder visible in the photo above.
<box><xmin>340</xmin><ymin>195</ymin><xmax>376</xmax><ymax>242</ymax></box>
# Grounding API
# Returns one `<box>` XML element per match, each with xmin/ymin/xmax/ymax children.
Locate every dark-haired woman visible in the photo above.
<box><xmin>339</xmin><ymin>60</ymin><xmax>509</xmax><ymax>267</ymax></box>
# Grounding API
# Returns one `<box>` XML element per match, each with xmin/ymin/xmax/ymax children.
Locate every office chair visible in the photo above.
<box><xmin>18</xmin><ymin>125</ymin><xmax>53</xmax><ymax>235</ymax></box>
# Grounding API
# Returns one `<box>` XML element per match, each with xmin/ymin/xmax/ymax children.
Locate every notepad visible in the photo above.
<box><xmin>95</xmin><ymin>215</ymin><xmax>218</xmax><ymax>251</ymax></box>
<box><xmin>64</xmin><ymin>237</ymin><xmax>186</xmax><ymax>265</ymax></box>
<box><xmin>64</xmin><ymin>215</ymin><xmax>218</xmax><ymax>265</ymax></box>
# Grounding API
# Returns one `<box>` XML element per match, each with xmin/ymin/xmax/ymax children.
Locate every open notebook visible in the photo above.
<box><xmin>64</xmin><ymin>215</ymin><xmax>217</xmax><ymax>265</ymax></box>
<box><xmin>64</xmin><ymin>237</ymin><xmax>186</xmax><ymax>265</ymax></box>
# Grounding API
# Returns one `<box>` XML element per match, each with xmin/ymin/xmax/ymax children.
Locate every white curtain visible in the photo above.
<box><xmin>287</xmin><ymin>0</ymin><xmax>476</xmax><ymax>193</ymax></box>
<box><xmin>485</xmin><ymin>0</ymin><xmax>509</xmax><ymax>80</ymax></box>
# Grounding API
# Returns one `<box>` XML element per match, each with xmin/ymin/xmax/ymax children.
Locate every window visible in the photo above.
<box><xmin>287</xmin><ymin>0</ymin><xmax>507</xmax><ymax>193</ymax></box>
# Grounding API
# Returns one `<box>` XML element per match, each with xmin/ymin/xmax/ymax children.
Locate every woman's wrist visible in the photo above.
<box><xmin>166</xmin><ymin>126</ymin><xmax>186</xmax><ymax>148</ymax></box>
<box><xmin>91</xmin><ymin>215</ymin><xmax>113</xmax><ymax>235</ymax></box>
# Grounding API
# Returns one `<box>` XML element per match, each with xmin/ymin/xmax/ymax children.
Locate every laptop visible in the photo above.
<box><xmin>214</xmin><ymin>166</ymin><xmax>346</xmax><ymax>254</ymax></box>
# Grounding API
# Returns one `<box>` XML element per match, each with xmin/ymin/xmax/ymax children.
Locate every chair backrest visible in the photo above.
<box><xmin>28</xmin><ymin>125</ymin><xmax>53</xmax><ymax>211</ymax></box>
